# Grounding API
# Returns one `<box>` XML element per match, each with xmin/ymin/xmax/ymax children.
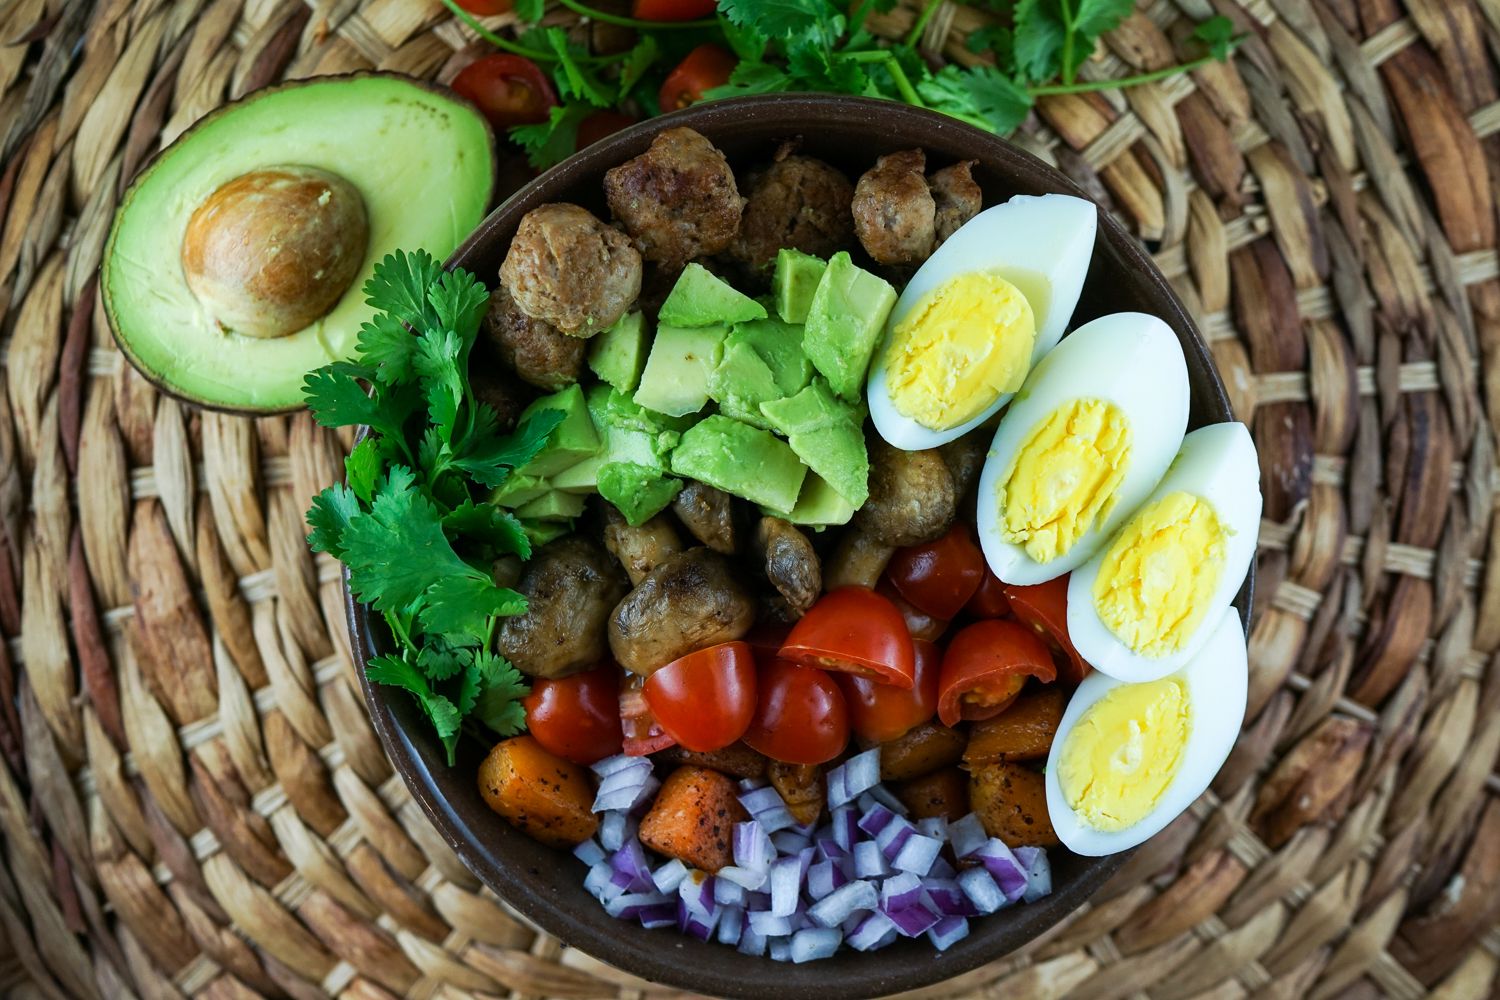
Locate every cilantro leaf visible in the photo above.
<box><xmin>510</xmin><ymin>104</ymin><xmax>591</xmax><ymax>170</ymax></box>
<box><xmin>429</xmin><ymin>268</ymin><xmax>489</xmax><ymax>342</ymax></box>
<box><xmin>364</xmin><ymin>250</ymin><xmax>444</xmax><ymax>331</ymax></box>
<box><xmin>919</xmin><ymin>65</ymin><xmax>1034</xmax><ymax>134</ymax></box>
<box><xmin>344</xmin><ymin>439</ymin><xmax>383</xmax><ymax>503</ymax></box>
<box><xmin>720</xmin><ymin>0</ymin><xmax>842</xmax><ymax>47</ymax></box>
<box><xmin>720</xmin><ymin>14</ymin><xmax>767</xmax><ymax>62</ymax></box>
<box><xmin>417</xmin><ymin>643</ymin><xmax>468</xmax><ymax>681</ymax></box>
<box><xmin>702</xmin><ymin>61</ymin><xmax>794</xmax><ymax>100</ymax></box>
<box><xmin>355</xmin><ymin>313</ymin><xmax>417</xmax><ymax>385</ymax></box>
<box><xmin>452</xmin><ymin>408</ymin><xmax>565</xmax><ymax>487</ymax></box>
<box><xmin>367</xmin><ymin>654</ymin><xmax>462</xmax><ymax>759</ymax></box>
<box><xmin>306</xmin><ymin>484</ymin><xmax>361</xmax><ymax>559</ymax></box>
<box><xmin>545</xmin><ymin>28</ymin><xmax>615</xmax><ymax>107</ymax></box>
<box><xmin>1192</xmin><ymin>15</ymin><xmax>1237</xmax><ymax>62</ymax></box>
<box><xmin>514</xmin><ymin>0</ymin><xmax>544</xmax><ymax>22</ymax></box>
<box><xmin>341</xmin><ymin>467</ymin><xmax>481</xmax><ymax>613</ymax></box>
<box><xmin>444</xmin><ymin>500</ymin><xmax>531</xmax><ymax>560</ymax></box>
<box><xmin>418</xmin><ymin>576</ymin><xmax>527</xmax><ymax>645</ymax></box>
<box><xmin>414</xmin><ymin>328</ymin><xmax>464</xmax><ymax>443</ymax></box>
<box><xmin>473</xmin><ymin>650</ymin><xmax>529</xmax><ymax>736</ymax></box>
<box><xmin>1014</xmin><ymin>0</ymin><xmax>1132</xmax><ymax>84</ymax></box>
<box><xmin>618</xmin><ymin>37</ymin><xmax>660</xmax><ymax>98</ymax></box>
<box><xmin>966</xmin><ymin>24</ymin><xmax>1014</xmax><ymax>65</ymax></box>
<box><xmin>456</xmin><ymin>658</ymin><xmax>484</xmax><ymax>717</ymax></box>
<box><xmin>304</xmin><ymin>364</ymin><xmax>412</xmax><ymax>442</ymax></box>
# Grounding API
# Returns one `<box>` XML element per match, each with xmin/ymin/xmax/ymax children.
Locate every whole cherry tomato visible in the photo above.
<box><xmin>576</xmin><ymin>110</ymin><xmax>638</xmax><ymax>149</ymax></box>
<box><xmin>451</xmin><ymin>54</ymin><xmax>557</xmax><ymax>130</ymax></box>
<box><xmin>876</xmin><ymin>577</ymin><xmax>948</xmax><ymax>642</ymax></box>
<box><xmin>780</xmin><ymin>586</ymin><xmax>916</xmax><ymax>689</ymax></box>
<box><xmin>633</xmin><ymin>0</ymin><xmax>716</xmax><ymax>19</ymax></box>
<box><xmin>619</xmin><ymin>675</ymin><xmax>675</xmax><ymax>756</ymax></box>
<box><xmin>966</xmin><ymin>567</ymin><xmax>1010</xmax><ymax>619</ymax></box>
<box><xmin>522</xmin><ymin>663</ymin><xmax>623</xmax><ymax>764</ymax></box>
<box><xmin>936</xmin><ymin>619</ymin><xmax>1056</xmax><ymax>727</ymax></box>
<box><xmin>453</xmin><ymin>0</ymin><xmax>513</xmax><ymax>13</ymax></box>
<box><xmin>1004</xmin><ymin>576</ymin><xmax>1090</xmax><ymax>685</ymax></box>
<box><xmin>839</xmin><ymin>638</ymin><xmax>941</xmax><ymax>744</ymax></box>
<box><xmin>659</xmin><ymin>44</ymin><xmax>736</xmax><ymax>112</ymax></box>
<box><xmin>888</xmin><ymin>525</ymin><xmax>986</xmax><ymax>620</ymax></box>
<box><xmin>743</xmin><ymin>660</ymin><xmax>850</xmax><ymax>765</ymax></box>
<box><xmin>643</xmin><ymin>641</ymin><xmax>757</xmax><ymax>752</ymax></box>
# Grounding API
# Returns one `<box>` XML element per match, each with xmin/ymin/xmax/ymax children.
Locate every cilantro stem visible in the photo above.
<box><xmin>440</xmin><ymin>0</ymin><xmax>629</xmax><ymax>64</ymax></box>
<box><xmin>904</xmin><ymin>0</ymin><xmax>944</xmax><ymax>49</ymax></box>
<box><xmin>553</xmin><ymin>0</ymin><xmax>716</xmax><ymax>30</ymax></box>
<box><xmin>1060</xmin><ymin>0</ymin><xmax>1076</xmax><ymax>84</ymax></box>
<box><xmin>882</xmin><ymin>53</ymin><xmax>924</xmax><ymax>109</ymax></box>
<box><xmin>1028</xmin><ymin>55</ymin><xmax>1219</xmax><ymax>96</ymax></box>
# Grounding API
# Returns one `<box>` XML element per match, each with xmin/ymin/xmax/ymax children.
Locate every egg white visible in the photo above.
<box><xmin>867</xmin><ymin>194</ymin><xmax>1099</xmax><ymax>451</ymax></box>
<box><xmin>975</xmin><ymin>312</ymin><xmax>1190</xmax><ymax>586</ymax></box>
<box><xmin>1045</xmin><ymin>605</ymin><xmax>1247</xmax><ymax>856</ymax></box>
<box><xmin>1067</xmin><ymin>422</ymin><xmax>1261</xmax><ymax>683</ymax></box>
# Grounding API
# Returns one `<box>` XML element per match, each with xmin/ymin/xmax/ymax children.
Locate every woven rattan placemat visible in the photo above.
<box><xmin>0</xmin><ymin>0</ymin><xmax>1497</xmax><ymax>996</ymax></box>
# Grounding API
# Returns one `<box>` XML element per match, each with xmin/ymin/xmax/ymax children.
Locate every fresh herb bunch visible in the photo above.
<box><xmin>304</xmin><ymin>251</ymin><xmax>563</xmax><ymax>765</ymax></box>
<box><xmin>442</xmin><ymin>0</ymin><xmax>1237</xmax><ymax>171</ymax></box>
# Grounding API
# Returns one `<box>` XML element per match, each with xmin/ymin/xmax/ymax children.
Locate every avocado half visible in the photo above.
<box><xmin>101</xmin><ymin>72</ymin><xmax>496</xmax><ymax>413</ymax></box>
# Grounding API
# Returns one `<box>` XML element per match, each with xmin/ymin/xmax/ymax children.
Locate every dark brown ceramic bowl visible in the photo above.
<box><xmin>351</xmin><ymin>95</ymin><xmax>1246</xmax><ymax>999</ymax></box>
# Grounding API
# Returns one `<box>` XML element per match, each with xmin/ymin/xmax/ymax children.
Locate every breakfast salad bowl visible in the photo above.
<box><xmin>312</xmin><ymin>95</ymin><xmax>1258</xmax><ymax>997</ymax></box>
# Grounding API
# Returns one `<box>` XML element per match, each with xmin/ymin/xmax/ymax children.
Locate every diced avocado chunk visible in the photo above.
<box><xmin>598</xmin><ymin>462</ymin><xmax>683</xmax><ymax>526</ymax></box>
<box><xmin>488</xmin><ymin>473</ymin><xmax>550</xmax><ymax>508</ymax></box>
<box><xmin>727</xmin><ymin>317</ymin><xmax>813</xmax><ymax>396</ymax></box>
<box><xmin>764</xmin><ymin>473</ymin><xmax>856</xmax><ymax>527</ymax></box>
<box><xmin>596</xmin><ymin>385</ymin><xmax>693</xmax><ymax>436</ymax></box>
<box><xmin>520</xmin><ymin>519</ymin><xmax>572</xmax><ymax>547</ymax></box>
<box><xmin>759</xmin><ymin>378</ymin><xmax>869</xmax><ymax>507</ymax></box>
<box><xmin>658</xmin><ymin>263</ymin><xmax>768</xmax><ymax>327</ymax></box>
<box><xmin>550</xmin><ymin>453</ymin><xmax>602</xmax><ymax>493</ymax></box>
<box><xmin>514</xmin><ymin>490</ymin><xmax>587</xmax><ymax>521</ymax></box>
<box><xmin>708</xmin><ymin>340</ymin><xmax>782</xmax><ymax>430</ymax></box>
<box><xmin>633</xmin><ymin>324</ymin><xmax>728</xmax><ymax>417</ymax></box>
<box><xmin>803</xmin><ymin>251</ymin><xmax>897</xmax><ymax>400</ymax></box>
<box><xmin>516</xmin><ymin>384</ymin><xmax>600</xmax><ymax>477</ymax></box>
<box><xmin>670</xmin><ymin>415</ymin><xmax>807</xmax><ymax>512</ymax></box>
<box><xmin>775</xmin><ymin>249</ymin><xmax>827</xmax><ymax>324</ymax></box>
<box><xmin>587</xmin><ymin>311</ymin><xmax>649</xmax><ymax>392</ymax></box>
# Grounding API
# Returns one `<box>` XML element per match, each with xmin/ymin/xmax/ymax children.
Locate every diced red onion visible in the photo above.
<box><xmin>808</xmin><ymin>880</ymin><xmax>878</xmax><ymax>928</ymax></box>
<box><xmin>677</xmin><ymin>898</ymin><xmax>719</xmax><ymax>942</ymax></box>
<box><xmin>972</xmin><ymin>838</ymin><xmax>1027</xmax><ymax>900</ymax></box>
<box><xmin>585</xmin><ymin>861</ymin><xmax>623</xmax><ymax>902</ymax></box>
<box><xmin>831</xmin><ymin>806</ymin><xmax>860</xmax><ymax>850</ymax></box>
<box><xmin>591</xmin><ymin>754</ymin><xmax>652</xmax><ymax>778</ymax></box>
<box><xmin>790</xmin><ymin>927</ymin><xmax>843</xmax><ymax>963</ymax></box>
<box><xmin>947</xmin><ymin>813</ymin><xmax>988</xmax><ymax>859</ymax></box>
<box><xmin>916</xmin><ymin>816</ymin><xmax>947</xmax><ymax>841</ymax></box>
<box><xmin>769</xmin><ymin>855</ymin><xmax>802</xmax><ymax>917</ymax></box>
<box><xmin>928</xmin><ymin>855</ymin><xmax>957</xmax><ymax>880</ymax></box>
<box><xmin>852</xmin><ymin>841</ymin><xmax>890</xmax><ymax>879</ymax></box>
<box><xmin>678</xmin><ymin>873</ymin><xmax>717</xmax><ymax>923</ymax></box>
<box><xmin>847</xmin><ymin>911</ymin><xmax>898</xmax><ymax>951</ymax></box>
<box><xmin>859</xmin><ymin>785</ymin><xmax>908</xmax><ymax>815</ymax></box>
<box><xmin>879</xmin><ymin>872</ymin><xmax>923</xmax><ymax>912</ymax></box>
<box><xmin>739</xmin><ymin>786</ymin><xmax>784</xmax><ymax>816</ymax></box>
<box><xmin>573</xmin><ymin>838</ymin><xmax>605</xmax><ymax>867</ymax></box>
<box><xmin>717</xmin><ymin>865</ymin><xmax>768</xmax><ymax>891</ymax></box>
<box><xmin>922</xmin><ymin>879</ymin><xmax>978</xmax><ymax>917</ymax></box>
<box><xmin>815</xmin><ymin>837</ymin><xmax>847</xmax><ymax>861</ymax></box>
<box><xmin>927</xmin><ymin>915</ymin><xmax>970</xmax><ymax>951</ymax></box>
<box><xmin>638</xmin><ymin>902</ymin><xmax>677</xmax><ymax>929</ymax></box>
<box><xmin>1015</xmin><ymin>846</ymin><xmax>1052</xmax><ymax>902</ymax></box>
<box><xmin>806</xmin><ymin>859</ymin><xmax>848</xmax><ymax>900</ymax></box>
<box><xmin>738</xmin><ymin>927</ymin><xmax>767</xmax><ymax>956</ymax></box>
<box><xmin>796</xmin><ymin>846</ymin><xmax>816</xmax><ymax>881</ymax></box>
<box><xmin>769</xmin><ymin>937</ymin><xmax>793</xmax><ymax>962</ymax></box>
<box><xmin>826</xmin><ymin>749</ymin><xmax>880</xmax><ymax>808</ymax></box>
<box><xmin>956</xmin><ymin>866</ymin><xmax>1007</xmax><ymax>914</ymax></box>
<box><xmin>746</xmin><ymin>889</ymin><xmax>771</xmax><ymax>912</ymax></box>
<box><xmin>609</xmin><ymin>840</ymin><xmax>655</xmax><ymax>892</ymax></box>
<box><xmin>652</xmin><ymin>859</ymin><xmax>689</xmax><ymax>894</ymax></box>
<box><xmin>718</xmin><ymin>906</ymin><xmax>744</xmax><ymax>945</ymax></box>
<box><xmin>891</xmin><ymin>833</ymin><xmax>942</xmax><ymax>875</ymax></box>
<box><xmin>857</xmin><ymin>803</ymin><xmax>896</xmax><ymax>838</ymax></box>
<box><xmin>598</xmin><ymin>811</ymin><xmax>633</xmax><ymax>852</ymax></box>
<box><xmin>605</xmin><ymin>890</ymin><xmax>671</xmax><ymax>920</ymax></box>
<box><xmin>593</xmin><ymin>764</ymin><xmax>658</xmax><ymax>813</ymax></box>
<box><xmin>772</xmin><ymin>830</ymin><xmax>812</xmax><ymax>856</ymax></box>
<box><xmin>733</xmin><ymin>821</ymin><xmax>774</xmax><ymax>873</ymax></box>
<box><xmin>886</xmin><ymin>904</ymin><xmax>940</xmax><ymax>937</ymax></box>
<box><xmin>715</xmin><ymin>878</ymin><xmax>749</xmax><ymax>908</ymax></box>
<box><xmin>749</xmin><ymin>909</ymin><xmax>794</xmax><ymax>937</ymax></box>
<box><xmin>875</xmin><ymin>816</ymin><xmax>916</xmax><ymax>859</ymax></box>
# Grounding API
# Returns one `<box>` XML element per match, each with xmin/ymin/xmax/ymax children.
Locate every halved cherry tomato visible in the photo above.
<box><xmin>451</xmin><ymin>54</ymin><xmax>557</xmax><ymax>130</ymax></box>
<box><xmin>576</xmin><ymin>111</ymin><xmax>638</xmax><ymax>149</ymax></box>
<box><xmin>659</xmin><ymin>44</ymin><xmax>736</xmax><ymax>112</ymax></box>
<box><xmin>937</xmin><ymin>620</ymin><xmax>1056</xmax><ymax>727</ymax></box>
<box><xmin>633</xmin><ymin>0</ymin><xmax>716</xmax><ymax>19</ymax></box>
<box><xmin>888</xmin><ymin>525</ymin><xmax>986</xmax><ymax>620</ymax></box>
<box><xmin>620</xmin><ymin>675</ymin><xmax>675</xmax><ymax>756</ymax></box>
<box><xmin>743</xmin><ymin>660</ymin><xmax>850</xmax><ymax>765</ymax></box>
<box><xmin>966</xmin><ymin>567</ymin><xmax>1010</xmax><ymax>619</ymax></box>
<box><xmin>643</xmin><ymin>641</ymin><xmax>757</xmax><ymax>752</ymax></box>
<box><xmin>454</xmin><ymin>0</ymin><xmax>513</xmax><ymax>12</ymax></box>
<box><xmin>780</xmin><ymin>587</ymin><xmax>916</xmax><ymax>689</ymax></box>
<box><xmin>876</xmin><ymin>577</ymin><xmax>947</xmax><ymax>642</ymax></box>
<box><xmin>1004</xmin><ymin>576</ymin><xmax>1090</xmax><ymax>684</ymax></box>
<box><xmin>839</xmin><ymin>638</ymin><xmax>941</xmax><ymax>744</ymax></box>
<box><xmin>522</xmin><ymin>663</ymin><xmax>623</xmax><ymax>765</ymax></box>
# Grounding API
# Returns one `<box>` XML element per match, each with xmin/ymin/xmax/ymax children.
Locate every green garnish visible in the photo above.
<box><xmin>304</xmin><ymin>250</ymin><xmax>564</xmax><ymax>765</ymax></box>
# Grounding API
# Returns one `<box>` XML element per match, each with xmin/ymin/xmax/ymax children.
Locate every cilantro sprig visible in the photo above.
<box><xmin>304</xmin><ymin>251</ymin><xmax>563</xmax><ymax>765</ymax></box>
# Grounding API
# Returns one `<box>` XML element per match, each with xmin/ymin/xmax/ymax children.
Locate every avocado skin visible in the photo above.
<box><xmin>101</xmin><ymin>72</ymin><xmax>496</xmax><ymax>414</ymax></box>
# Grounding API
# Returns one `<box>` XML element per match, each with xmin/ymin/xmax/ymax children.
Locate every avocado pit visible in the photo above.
<box><xmin>181</xmin><ymin>165</ymin><xmax>369</xmax><ymax>339</ymax></box>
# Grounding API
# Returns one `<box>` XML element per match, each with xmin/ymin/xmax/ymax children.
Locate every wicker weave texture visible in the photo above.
<box><xmin>0</xmin><ymin>0</ymin><xmax>1497</xmax><ymax>996</ymax></box>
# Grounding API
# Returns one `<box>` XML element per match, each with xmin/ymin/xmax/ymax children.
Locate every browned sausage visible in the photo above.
<box><xmin>604</xmin><ymin>127</ymin><xmax>745</xmax><ymax>270</ymax></box>
<box><xmin>854</xmin><ymin>439</ymin><xmax>957</xmax><ymax>546</ymax></box>
<box><xmin>672</xmin><ymin>479</ymin><xmax>738</xmax><ymax>553</ymax></box>
<box><xmin>608</xmin><ymin>548</ymin><xmax>756</xmax><ymax>675</ymax></box>
<box><xmin>497</xmin><ymin>536</ymin><xmax>629</xmax><ymax>679</ymax></box>
<box><xmin>468</xmin><ymin>356</ymin><xmax>534</xmax><ymax>433</ymax></box>
<box><xmin>755</xmin><ymin>516</ymin><xmax>821</xmax><ymax>617</ymax></box>
<box><xmin>483</xmin><ymin>285</ymin><xmax>584</xmax><ymax>390</ymax></box>
<box><xmin>929</xmin><ymin>159</ymin><xmax>981</xmax><ymax>245</ymax></box>
<box><xmin>938</xmin><ymin>428</ymin><xmax>988</xmax><ymax>500</ymax></box>
<box><xmin>603</xmin><ymin>507</ymin><xmax>684</xmax><ymax>586</ymax></box>
<box><xmin>824</xmin><ymin>528</ymin><xmax>896</xmax><ymax>591</ymax></box>
<box><xmin>732</xmin><ymin>143</ymin><xmax>854</xmax><ymax>270</ymax></box>
<box><xmin>499</xmin><ymin>203</ymin><xmax>641</xmax><ymax>337</ymax></box>
<box><xmin>852</xmin><ymin>149</ymin><xmax>935</xmax><ymax>265</ymax></box>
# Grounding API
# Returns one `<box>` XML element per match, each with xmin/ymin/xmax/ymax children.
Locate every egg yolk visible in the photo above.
<box><xmin>884</xmin><ymin>272</ymin><xmax>1036</xmax><ymax>430</ymax></box>
<box><xmin>1058</xmin><ymin>677</ymin><xmax>1189</xmax><ymax>832</ymax></box>
<box><xmin>998</xmin><ymin>399</ymin><xmax>1131</xmax><ymax>563</ymax></box>
<box><xmin>1093</xmin><ymin>492</ymin><xmax>1227</xmax><ymax>656</ymax></box>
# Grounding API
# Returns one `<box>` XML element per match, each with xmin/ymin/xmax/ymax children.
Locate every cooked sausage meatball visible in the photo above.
<box><xmin>756</xmin><ymin>517</ymin><xmax>821</xmax><ymax>617</ymax></box>
<box><xmin>852</xmin><ymin>149</ymin><xmax>935</xmax><ymax>266</ymax></box>
<box><xmin>929</xmin><ymin>159</ymin><xmax>981</xmax><ymax>246</ymax></box>
<box><xmin>824</xmin><ymin>528</ymin><xmax>896</xmax><ymax>591</ymax></box>
<box><xmin>468</xmin><ymin>358</ymin><xmax>533</xmax><ymax>433</ymax></box>
<box><xmin>672</xmin><ymin>480</ymin><xmax>738</xmax><ymax>553</ymax></box>
<box><xmin>604</xmin><ymin>127</ymin><xmax>745</xmax><ymax>270</ymax></box>
<box><xmin>498</xmin><ymin>537</ymin><xmax>629</xmax><ymax>679</ymax></box>
<box><xmin>854</xmin><ymin>439</ymin><xmax>957</xmax><ymax>546</ymax></box>
<box><xmin>938</xmin><ymin>429</ymin><xmax>988</xmax><ymax>500</ymax></box>
<box><xmin>603</xmin><ymin>507</ymin><xmax>684</xmax><ymax>586</ymax></box>
<box><xmin>499</xmin><ymin>203</ymin><xmax>641</xmax><ymax>337</ymax></box>
<box><xmin>482</xmin><ymin>285</ymin><xmax>584</xmax><ymax>390</ymax></box>
<box><xmin>731</xmin><ymin>144</ymin><xmax>855</xmax><ymax>270</ymax></box>
<box><xmin>609</xmin><ymin>548</ymin><xmax>756</xmax><ymax>675</ymax></box>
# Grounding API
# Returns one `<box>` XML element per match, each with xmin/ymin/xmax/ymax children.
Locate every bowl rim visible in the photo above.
<box><xmin>348</xmin><ymin>93</ymin><xmax>1247</xmax><ymax>999</ymax></box>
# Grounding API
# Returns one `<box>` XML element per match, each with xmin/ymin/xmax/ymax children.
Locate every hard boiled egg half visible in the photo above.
<box><xmin>867</xmin><ymin>194</ymin><xmax>1098</xmax><ymax>450</ymax></box>
<box><xmin>1045</xmin><ymin>606</ymin><xmax>1247</xmax><ymax>856</ymax></box>
<box><xmin>976</xmin><ymin>312</ymin><xmax>1189</xmax><ymax>585</ymax></box>
<box><xmin>1068</xmin><ymin>422</ymin><xmax>1262</xmax><ymax>683</ymax></box>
